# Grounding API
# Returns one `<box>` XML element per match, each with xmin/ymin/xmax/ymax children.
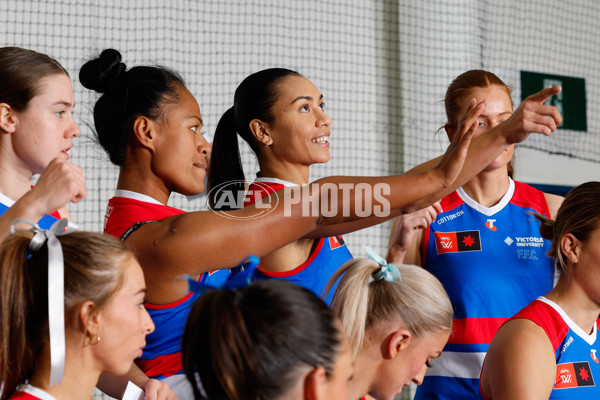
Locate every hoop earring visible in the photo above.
<box><xmin>86</xmin><ymin>333</ymin><xmax>101</xmax><ymax>346</ymax></box>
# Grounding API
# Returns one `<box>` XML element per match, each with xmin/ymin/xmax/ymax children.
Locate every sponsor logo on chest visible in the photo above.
<box><xmin>434</xmin><ymin>230</ymin><xmax>482</xmax><ymax>254</ymax></box>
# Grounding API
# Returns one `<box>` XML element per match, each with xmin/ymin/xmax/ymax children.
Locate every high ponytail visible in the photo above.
<box><xmin>0</xmin><ymin>232</ymin><xmax>40</xmax><ymax>400</ymax></box>
<box><xmin>207</xmin><ymin>107</ymin><xmax>246</xmax><ymax>210</ymax></box>
<box><xmin>327</xmin><ymin>259</ymin><xmax>453</xmax><ymax>358</ymax></box>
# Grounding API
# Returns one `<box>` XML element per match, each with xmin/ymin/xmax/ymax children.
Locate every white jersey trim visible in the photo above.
<box><xmin>0</xmin><ymin>191</ymin><xmax>16</xmax><ymax>207</ymax></box>
<box><xmin>14</xmin><ymin>384</ymin><xmax>57</xmax><ymax>400</ymax></box>
<box><xmin>537</xmin><ymin>296</ymin><xmax>597</xmax><ymax>345</ymax></box>
<box><xmin>456</xmin><ymin>177</ymin><xmax>515</xmax><ymax>217</ymax></box>
<box><xmin>425</xmin><ymin>351</ymin><xmax>486</xmax><ymax>379</ymax></box>
<box><xmin>114</xmin><ymin>189</ymin><xmax>163</xmax><ymax>205</ymax></box>
<box><xmin>254</xmin><ymin>177</ymin><xmax>299</xmax><ymax>188</ymax></box>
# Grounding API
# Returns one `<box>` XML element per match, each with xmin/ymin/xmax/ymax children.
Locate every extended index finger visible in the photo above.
<box><xmin>526</xmin><ymin>85</ymin><xmax>562</xmax><ymax>104</ymax></box>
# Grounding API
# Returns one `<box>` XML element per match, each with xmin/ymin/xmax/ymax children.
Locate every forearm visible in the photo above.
<box><xmin>0</xmin><ymin>193</ymin><xmax>48</xmax><ymax>242</ymax></box>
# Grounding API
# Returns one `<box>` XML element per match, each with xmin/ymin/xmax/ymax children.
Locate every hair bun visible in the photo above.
<box><xmin>79</xmin><ymin>48</ymin><xmax>126</xmax><ymax>93</ymax></box>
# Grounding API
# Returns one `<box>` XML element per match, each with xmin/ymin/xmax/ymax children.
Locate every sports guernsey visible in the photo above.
<box><xmin>104</xmin><ymin>190</ymin><xmax>230</xmax><ymax>399</ymax></box>
<box><xmin>481</xmin><ymin>297</ymin><xmax>600</xmax><ymax>399</ymax></box>
<box><xmin>243</xmin><ymin>177</ymin><xmax>353</xmax><ymax>303</ymax></box>
<box><xmin>415</xmin><ymin>179</ymin><xmax>555</xmax><ymax>400</ymax></box>
<box><xmin>8</xmin><ymin>384</ymin><xmax>56</xmax><ymax>400</ymax></box>
<box><xmin>0</xmin><ymin>191</ymin><xmax>60</xmax><ymax>229</ymax></box>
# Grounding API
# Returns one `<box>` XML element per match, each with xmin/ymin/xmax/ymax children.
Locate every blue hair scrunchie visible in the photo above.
<box><xmin>363</xmin><ymin>245</ymin><xmax>401</xmax><ymax>283</ymax></box>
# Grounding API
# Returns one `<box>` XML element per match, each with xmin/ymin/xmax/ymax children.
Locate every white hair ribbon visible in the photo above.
<box><xmin>10</xmin><ymin>218</ymin><xmax>78</xmax><ymax>387</ymax></box>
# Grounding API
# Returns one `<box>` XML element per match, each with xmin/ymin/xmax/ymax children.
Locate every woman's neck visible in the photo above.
<box><xmin>28</xmin><ymin>345</ymin><xmax>99</xmax><ymax>400</ymax></box>
<box><xmin>546</xmin><ymin>276</ymin><xmax>600</xmax><ymax>335</ymax></box>
<box><xmin>257</xmin><ymin>157</ymin><xmax>310</xmax><ymax>186</ymax></box>
<box><xmin>117</xmin><ymin>160</ymin><xmax>171</xmax><ymax>205</ymax></box>
<box><xmin>349</xmin><ymin>346</ymin><xmax>379</xmax><ymax>399</ymax></box>
<box><xmin>0</xmin><ymin>148</ymin><xmax>34</xmax><ymax>200</ymax></box>
<box><xmin>461</xmin><ymin>169</ymin><xmax>510</xmax><ymax>207</ymax></box>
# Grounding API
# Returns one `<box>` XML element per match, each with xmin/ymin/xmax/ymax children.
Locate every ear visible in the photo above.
<box><xmin>0</xmin><ymin>103</ymin><xmax>17</xmax><ymax>134</ymax></box>
<box><xmin>79</xmin><ymin>300</ymin><xmax>101</xmax><ymax>339</ymax></box>
<box><xmin>386</xmin><ymin>328</ymin><xmax>412</xmax><ymax>360</ymax></box>
<box><xmin>132</xmin><ymin>115</ymin><xmax>157</xmax><ymax>150</ymax></box>
<box><xmin>249</xmin><ymin>118</ymin><xmax>272</xmax><ymax>146</ymax></box>
<box><xmin>444</xmin><ymin>124</ymin><xmax>455</xmax><ymax>142</ymax></box>
<box><xmin>560</xmin><ymin>233</ymin><xmax>580</xmax><ymax>265</ymax></box>
<box><xmin>303</xmin><ymin>367</ymin><xmax>326</xmax><ymax>400</ymax></box>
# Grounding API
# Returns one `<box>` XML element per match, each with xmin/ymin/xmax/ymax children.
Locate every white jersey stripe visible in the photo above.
<box><xmin>426</xmin><ymin>351</ymin><xmax>486</xmax><ymax>379</ymax></box>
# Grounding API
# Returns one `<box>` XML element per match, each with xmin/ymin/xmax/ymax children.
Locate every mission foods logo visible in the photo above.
<box><xmin>434</xmin><ymin>230</ymin><xmax>482</xmax><ymax>254</ymax></box>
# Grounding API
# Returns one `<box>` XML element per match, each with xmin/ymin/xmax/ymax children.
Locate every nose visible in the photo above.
<box><xmin>411</xmin><ymin>364</ymin><xmax>428</xmax><ymax>386</ymax></box>
<box><xmin>68</xmin><ymin>116</ymin><xmax>81</xmax><ymax>138</ymax></box>
<box><xmin>142</xmin><ymin>307</ymin><xmax>155</xmax><ymax>335</ymax></box>
<box><xmin>316</xmin><ymin>108</ymin><xmax>331</xmax><ymax>127</ymax></box>
<box><xmin>198</xmin><ymin>135</ymin><xmax>211</xmax><ymax>156</ymax></box>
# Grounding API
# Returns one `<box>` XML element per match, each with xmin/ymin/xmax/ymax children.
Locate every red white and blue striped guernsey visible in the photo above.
<box><xmin>414</xmin><ymin>178</ymin><xmax>555</xmax><ymax>400</ymax></box>
<box><xmin>243</xmin><ymin>177</ymin><xmax>353</xmax><ymax>304</ymax></box>
<box><xmin>104</xmin><ymin>190</ymin><xmax>230</xmax><ymax>398</ymax></box>
<box><xmin>481</xmin><ymin>297</ymin><xmax>600</xmax><ymax>399</ymax></box>
<box><xmin>0</xmin><ymin>191</ymin><xmax>61</xmax><ymax>229</ymax></box>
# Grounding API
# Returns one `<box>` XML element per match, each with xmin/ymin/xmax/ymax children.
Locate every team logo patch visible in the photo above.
<box><xmin>434</xmin><ymin>230</ymin><xmax>482</xmax><ymax>254</ymax></box>
<box><xmin>329</xmin><ymin>236</ymin><xmax>345</xmax><ymax>250</ymax></box>
<box><xmin>592</xmin><ymin>349</ymin><xmax>599</xmax><ymax>364</ymax></box>
<box><xmin>485</xmin><ymin>219</ymin><xmax>497</xmax><ymax>231</ymax></box>
<box><xmin>555</xmin><ymin>361</ymin><xmax>595</xmax><ymax>389</ymax></box>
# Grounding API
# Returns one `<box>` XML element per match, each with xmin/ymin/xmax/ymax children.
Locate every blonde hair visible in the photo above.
<box><xmin>325</xmin><ymin>259</ymin><xmax>453</xmax><ymax>357</ymax></box>
<box><xmin>0</xmin><ymin>230</ymin><xmax>132</xmax><ymax>400</ymax></box>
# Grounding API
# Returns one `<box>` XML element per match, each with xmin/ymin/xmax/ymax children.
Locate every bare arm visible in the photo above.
<box><xmin>480</xmin><ymin>319</ymin><xmax>556</xmax><ymax>399</ymax></box>
<box><xmin>97</xmin><ymin>364</ymin><xmax>178</xmax><ymax>400</ymax></box>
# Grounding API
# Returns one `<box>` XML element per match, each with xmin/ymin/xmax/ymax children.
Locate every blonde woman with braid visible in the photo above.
<box><xmin>325</xmin><ymin>249</ymin><xmax>453</xmax><ymax>400</ymax></box>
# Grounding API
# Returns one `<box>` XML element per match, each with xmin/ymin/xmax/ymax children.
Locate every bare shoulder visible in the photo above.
<box><xmin>544</xmin><ymin>192</ymin><xmax>564</xmax><ymax>219</ymax></box>
<box><xmin>481</xmin><ymin>318</ymin><xmax>555</xmax><ymax>399</ymax></box>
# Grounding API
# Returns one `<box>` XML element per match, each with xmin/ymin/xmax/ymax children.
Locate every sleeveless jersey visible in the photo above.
<box><xmin>0</xmin><ymin>191</ymin><xmax>60</xmax><ymax>229</ymax></box>
<box><xmin>104</xmin><ymin>190</ymin><xmax>230</xmax><ymax>398</ymax></box>
<box><xmin>482</xmin><ymin>297</ymin><xmax>600</xmax><ymax>399</ymax></box>
<box><xmin>415</xmin><ymin>179</ymin><xmax>555</xmax><ymax>400</ymax></box>
<box><xmin>244</xmin><ymin>177</ymin><xmax>353</xmax><ymax>303</ymax></box>
<box><xmin>8</xmin><ymin>384</ymin><xmax>56</xmax><ymax>400</ymax></box>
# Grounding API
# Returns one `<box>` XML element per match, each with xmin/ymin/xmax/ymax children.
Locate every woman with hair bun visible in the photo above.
<box><xmin>480</xmin><ymin>181</ymin><xmax>600</xmax><ymax>399</ymax></box>
<box><xmin>182</xmin><ymin>279</ymin><xmax>352</xmax><ymax>400</ymax></box>
<box><xmin>325</xmin><ymin>251</ymin><xmax>453</xmax><ymax>400</ymax></box>
<box><xmin>0</xmin><ymin>46</ymin><xmax>86</xmax><ymax>242</ymax></box>
<box><xmin>0</xmin><ymin>225</ymin><xmax>154</xmax><ymax>400</ymax></box>
<box><xmin>79</xmin><ymin>48</ymin><xmax>560</xmax><ymax>397</ymax></box>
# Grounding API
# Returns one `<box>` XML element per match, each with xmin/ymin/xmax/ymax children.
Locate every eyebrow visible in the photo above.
<box><xmin>53</xmin><ymin>101</ymin><xmax>75</xmax><ymax>108</ymax></box>
<box><xmin>189</xmin><ymin>116</ymin><xmax>203</xmax><ymax>125</ymax></box>
<box><xmin>290</xmin><ymin>94</ymin><xmax>324</xmax><ymax>105</ymax></box>
<box><xmin>480</xmin><ymin>111</ymin><xmax>512</xmax><ymax>118</ymax></box>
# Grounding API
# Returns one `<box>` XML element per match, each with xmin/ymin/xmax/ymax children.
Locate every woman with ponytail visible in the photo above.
<box><xmin>79</xmin><ymin>48</ymin><xmax>560</xmax><ymax>397</ymax></box>
<box><xmin>0</xmin><ymin>225</ymin><xmax>154</xmax><ymax>400</ymax></box>
<box><xmin>0</xmin><ymin>47</ymin><xmax>86</xmax><ymax>242</ymax></box>
<box><xmin>182</xmin><ymin>279</ymin><xmax>352</xmax><ymax>400</ymax></box>
<box><xmin>325</xmin><ymin>253</ymin><xmax>453</xmax><ymax>400</ymax></box>
<box><xmin>480</xmin><ymin>181</ymin><xmax>600</xmax><ymax>399</ymax></box>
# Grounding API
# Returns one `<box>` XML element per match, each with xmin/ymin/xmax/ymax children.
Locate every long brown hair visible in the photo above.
<box><xmin>0</xmin><ymin>230</ymin><xmax>131</xmax><ymax>400</ymax></box>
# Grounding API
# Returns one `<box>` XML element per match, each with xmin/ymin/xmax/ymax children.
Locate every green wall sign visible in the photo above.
<box><xmin>520</xmin><ymin>71</ymin><xmax>587</xmax><ymax>132</ymax></box>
